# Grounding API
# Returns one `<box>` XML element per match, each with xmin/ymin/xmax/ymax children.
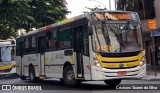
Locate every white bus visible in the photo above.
<box><xmin>16</xmin><ymin>10</ymin><xmax>146</xmax><ymax>87</ymax></box>
<box><xmin>0</xmin><ymin>39</ymin><xmax>16</xmax><ymax>76</ymax></box>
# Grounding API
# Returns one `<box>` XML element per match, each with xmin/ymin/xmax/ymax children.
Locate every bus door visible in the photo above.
<box><xmin>73</xmin><ymin>25</ymin><xmax>90</xmax><ymax>79</ymax></box>
<box><xmin>20</xmin><ymin>41</ymin><xmax>24</xmax><ymax>75</ymax></box>
<box><xmin>38</xmin><ymin>36</ymin><xmax>45</xmax><ymax>76</ymax></box>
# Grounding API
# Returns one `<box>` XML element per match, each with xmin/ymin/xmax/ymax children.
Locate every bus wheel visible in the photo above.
<box><xmin>63</xmin><ymin>65</ymin><xmax>80</xmax><ymax>87</ymax></box>
<box><xmin>104</xmin><ymin>79</ymin><xmax>122</xmax><ymax>87</ymax></box>
<box><xmin>20</xmin><ymin>76</ymin><xmax>27</xmax><ymax>80</ymax></box>
<box><xmin>29</xmin><ymin>66</ymin><xmax>38</xmax><ymax>83</ymax></box>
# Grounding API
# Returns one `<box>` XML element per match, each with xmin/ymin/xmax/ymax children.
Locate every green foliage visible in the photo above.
<box><xmin>0</xmin><ymin>24</ymin><xmax>16</xmax><ymax>39</ymax></box>
<box><xmin>0</xmin><ymin>0</ymin><xmax>69</xmax><ymax>39</ymax></box>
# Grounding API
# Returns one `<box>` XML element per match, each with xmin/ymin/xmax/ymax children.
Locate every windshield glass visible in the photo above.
<box><xmin>92</xmin><ymin>22</ymin><xmax>143</xmax><ymax>53</ymax></box>
<box><xmin>0</xmin><ymin>46</ymin><xmax>15</xmax><ymax>62</ymax></box>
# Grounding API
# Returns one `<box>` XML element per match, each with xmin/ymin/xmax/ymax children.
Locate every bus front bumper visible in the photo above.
<box><xmin>91</xmin><ymin>64</ymin><xmax>146</xmax><ymax>80</ymax></box>
<box><xmin>0</xmin><ymin>67</ymin><xmax>16</xmax><ymax>76</ymax></box>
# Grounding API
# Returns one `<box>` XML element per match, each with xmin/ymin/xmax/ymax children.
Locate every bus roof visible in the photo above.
<box><xmin>17</xmin><ymin>14</ymin><xmax>87</xmax><ymax>38</ymax></box>
<box><xmin>90</xmin><ymin>10</ymin><xmax>136</xmax><ymax>13</ymax></box>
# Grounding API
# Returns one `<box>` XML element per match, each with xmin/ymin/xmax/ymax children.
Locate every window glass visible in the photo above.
<box><xmin>31</xmin><ymin>36</ymin><xmax>36</xmax><ymax>52</ymax></box>
<box><xmin>58</xmin><ymin>26</ymin><xmax>71</xmax><ymax>49</ymax></box>
<box><xmin>83</xmin><ymin>25</ymin><xmax>89</xmax><ymax>55</ymax></box>
<box><xmin>25</xmin><ymin>38</ymin><xmax>29</xmax><ymax>53</ymax></box>
<box><xmin>46</xmin><ymin>30</ymin><xmax>57</xmax><ymax>49</ymax></box>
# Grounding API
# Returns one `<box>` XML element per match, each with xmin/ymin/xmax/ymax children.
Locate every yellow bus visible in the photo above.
<box><xmin>16</xmin><ymin>10</ymin><xmax>146</xmax><ymax>87</ymax></box>
<box><xmin>0</xmin><ymin>39</ymin><xmax>16</xmax><ymax>76</ymax></box>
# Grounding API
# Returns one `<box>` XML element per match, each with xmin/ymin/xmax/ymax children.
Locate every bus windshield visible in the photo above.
<box><xmin>92</xmin><ymin>22</ymin><xmax>143</xmax><ymax>53</ymax></box>
<box><xmin>0</xmin><ymin>46</ymin><xmax>15</xmax><ymax>62</ymax></box>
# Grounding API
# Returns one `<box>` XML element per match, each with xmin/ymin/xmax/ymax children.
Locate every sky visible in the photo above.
<box><xmin>66</xmin><ymin>0</ymin><xmax>116</xmax><ymax>18</ymax></box>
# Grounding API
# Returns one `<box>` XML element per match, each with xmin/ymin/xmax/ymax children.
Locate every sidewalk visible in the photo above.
<box><xmin>142</xmin><ymin>65</ymin><xmax>160</xmax><ymax>81</ymax></box>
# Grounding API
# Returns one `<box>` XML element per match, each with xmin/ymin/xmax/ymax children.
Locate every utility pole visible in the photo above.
<box><xmin>109</xmin><ymin>0</ymin><xmax>111</xmax><ymax>10</ymax></box>
<box><xmin>148</xmin><ymin>19</ymin><xmax>157</xmax><ymax>77</ymax></box>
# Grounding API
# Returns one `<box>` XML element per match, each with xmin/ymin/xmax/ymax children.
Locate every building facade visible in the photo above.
<box><xmin>116</xmin><ymin>0</ymin><xmax>160</xmax><ymax>67</ymax></box>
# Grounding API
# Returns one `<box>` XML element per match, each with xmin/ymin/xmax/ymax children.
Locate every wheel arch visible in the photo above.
<box><xmin>62</xmin><ymin>61</ymin><xmax>73</xmax><ymax>77</ymax></box>
<box><xmin>63</xmin><ymin>61</ymin><xmax>73</xmax><ymax>70</ymax></box>
<box><xmin>28</xmin><ymin>63</ymin><xmax>34</xmax><ymax>74</ymax></box>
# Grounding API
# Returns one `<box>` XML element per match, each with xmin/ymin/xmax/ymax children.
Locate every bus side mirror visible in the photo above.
<box><xmin>88</xmin><ymin>26</ymin><xmax>93</xmax><ymax>35</ymax></box>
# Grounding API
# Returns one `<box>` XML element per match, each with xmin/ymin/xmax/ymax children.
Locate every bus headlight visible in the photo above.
<box><xmin>140</xmin><ymin>57</ymin><xmax>146</xmax><ymax>67</ymax></box>
<box><xmin>93</xmin><ymin>58</ymin><xmax>102</xmax><ymax>68</ymax></box>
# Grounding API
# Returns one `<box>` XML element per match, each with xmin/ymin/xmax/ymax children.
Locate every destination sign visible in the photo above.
<box><xmin>94</xmin><ymin>12</ymin><xmax>132</xmax><ymax>20</ymax></box>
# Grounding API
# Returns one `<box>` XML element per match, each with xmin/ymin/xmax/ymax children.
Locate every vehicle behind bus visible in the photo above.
<box><xmin>16</xmin><ymin>10</ymin><xmax>146</xmax><ymax>87</ymax></box>
<box><xmin>0</xmin><ymin>40</ymin><xmax>16</xmax><ymax>77</ymax></box>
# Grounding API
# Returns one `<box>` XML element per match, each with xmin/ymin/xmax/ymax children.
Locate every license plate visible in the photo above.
<box><xmin>118</xmin><ymin>71</ymin><xmax>127</xmax><ymax>75</ymax></box>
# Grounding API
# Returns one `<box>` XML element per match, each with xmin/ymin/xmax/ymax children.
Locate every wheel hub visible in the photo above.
<box><xmin>67</xmin><ymin>70</ymin><xmax>74</xmax><ymax>82</ymax></box>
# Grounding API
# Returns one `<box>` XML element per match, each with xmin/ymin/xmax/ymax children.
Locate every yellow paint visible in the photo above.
<box><xmin>0</xmin><ymin>64</ymin><xmax>14</xmax><ymax>70</ymax></box>
<box><xmin>70</xmin><ymin>55</ymin><xmax>74</xmax><ymax>64</ymax></box>
<box><xmin>96</xmin><ymin>52</ymin><xmax>143</xmax><ymax>68</ymax></box>
<box><xmin>101</xmin><ymin>61</ymin><xmax>140</xmax><ymax>68</ymax></box>
<box><xmin>45</xmin><ymin>57</ymin><xmax>48</xmax><ymax>64</ymax></box>
<box><xmin>57</xmin><ymin>18</ymin><xmax>74</xmax><ymax>26</ymax></box>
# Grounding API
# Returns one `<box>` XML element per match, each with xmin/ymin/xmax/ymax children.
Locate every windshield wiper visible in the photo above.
<box><xmin>101</xmin><ymin>21</ymin><xmax>111</xmax><ymax>52</ymax></box>
<box><xmin>124</xmin><ymin>21</ymin><xmax>131</xmax><ymax>43</ymax></box>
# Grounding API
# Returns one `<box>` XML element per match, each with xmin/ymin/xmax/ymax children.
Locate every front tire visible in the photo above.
<box><xmin>104</xmin><ymin>79</ymin><xmax>122</xmax><ymax>87</ymax></box>
<box><xmin>63</xmin><ymin>65</ymin><xmax>80</xmax><ymax>87</ymax></box>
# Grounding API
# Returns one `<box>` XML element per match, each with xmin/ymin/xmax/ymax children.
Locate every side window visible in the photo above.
<box><xmin>58</xmin><ymin>26</ymin><xmax>72</xmax><ymax>49</ymax></box>
<box><xmin>25</xmin><ymin>38</ymin><xmax>30</xmax><ymax>53</ymax></box>
<box><xmin>31</xmin><ymin>36</ymin><xmax>36</xmax><ymax>52</ymax></box>
<box><xmin>73</xmin><ymin>26</ymin><xmax>83</xmax><ymax>52</ymax></box>
<box><xmin>46</xmin><ymin>30</ymin><xmax>57</xmax><ymax>50</ymax></box>
<box><xmin>83</xmin><ymin>25</ymin><xmax>89</xmax><ymax>55</ymax></box>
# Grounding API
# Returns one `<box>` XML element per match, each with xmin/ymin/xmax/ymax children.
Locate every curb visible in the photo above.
<box><xmin>141</xmin><ymin>75</ymin><xmax>160</xmax><ymax>81</ymax></box>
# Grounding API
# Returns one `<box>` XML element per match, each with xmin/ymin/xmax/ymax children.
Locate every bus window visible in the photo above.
<box><xmin>25</xmin><ymin>38</ymin><xmax>30</xmax><ymax>53</ymax></box>
<box><xmin>58</xmin><ymin>26</ymin><xmax>71</xmax><ymax>49</ymax></box>
<box><xmin>83</xmin><ymin>25</ymin><xmax>89</xmax><ymax>56</ymax></box>
<box><xmin>31</xmin><ymin>35</ymin><xmax>36</xmax><ymax>52</ymax></box>
<box><xmin>73</xmin><ymin>26</ymin><xmax>83</xmax><ymax>52</ymax></box>
<box><xmin>46</xmin><ymin>30</ymin><xmax>57</xmax><ymax>50</ymax></box>
<box><xmin>38</xmin><ymin>36</ymin><xmax>45</xmax><ymax>54</ymax></box>
<box><xmin>11</xmin><ymin>46</ymin><xmax>16</xmax><ymax>61</ymax></box>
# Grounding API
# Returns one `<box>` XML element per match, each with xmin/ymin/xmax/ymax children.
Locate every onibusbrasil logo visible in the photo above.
<box><xmin>1</xmin><ymin>85</ymin><xmax>42</xmax><ymax>90</ymax></box>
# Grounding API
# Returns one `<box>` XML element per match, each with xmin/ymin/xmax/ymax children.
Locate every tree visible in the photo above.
<box><xmin>29</xmin><ymin>0</ymin><xmax>69</xmax><ymax>29</ymax></box>
<box><xmin>0</xmin><ymin>0</ymin><xmax>69</xmax><ymax>39</ymax></box>
<box><xmin>0</xmin><ymin>0</ymin><xmax>31</xmax><ymax>39</ymax></box>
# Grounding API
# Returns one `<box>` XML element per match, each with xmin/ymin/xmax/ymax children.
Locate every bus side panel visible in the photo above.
<box><xmin>16</xmin><ymin>56</ymin><xmax>21</xmax><ymax>76</ymax></box>
<box><xmin>45</xmin><ymin>50</ymin><xmax>72</xmax><ymax>78</ymax></box>
<box><xmin>89</xmin><ymin>35</ymin><xmax>96</xmax><ymax>80</ymax></box>
<box><xmin>45</xmin><ymin>51</ymin><xmax>57</xmax><ymax>77</ymax></box>
<box><xmin>23</xmin><ymin>54</ymin><xmax>39</xmax><ymax>77</ymax></box>
<box><xmin>31</xmin><ymin>54</ymin><xmax>39</xmax><ymax>77</ymax></box>
<box><xmin>82</xmin><ymin>55</ymin><xmax>91</xmax><ymax>80</ymax></box>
